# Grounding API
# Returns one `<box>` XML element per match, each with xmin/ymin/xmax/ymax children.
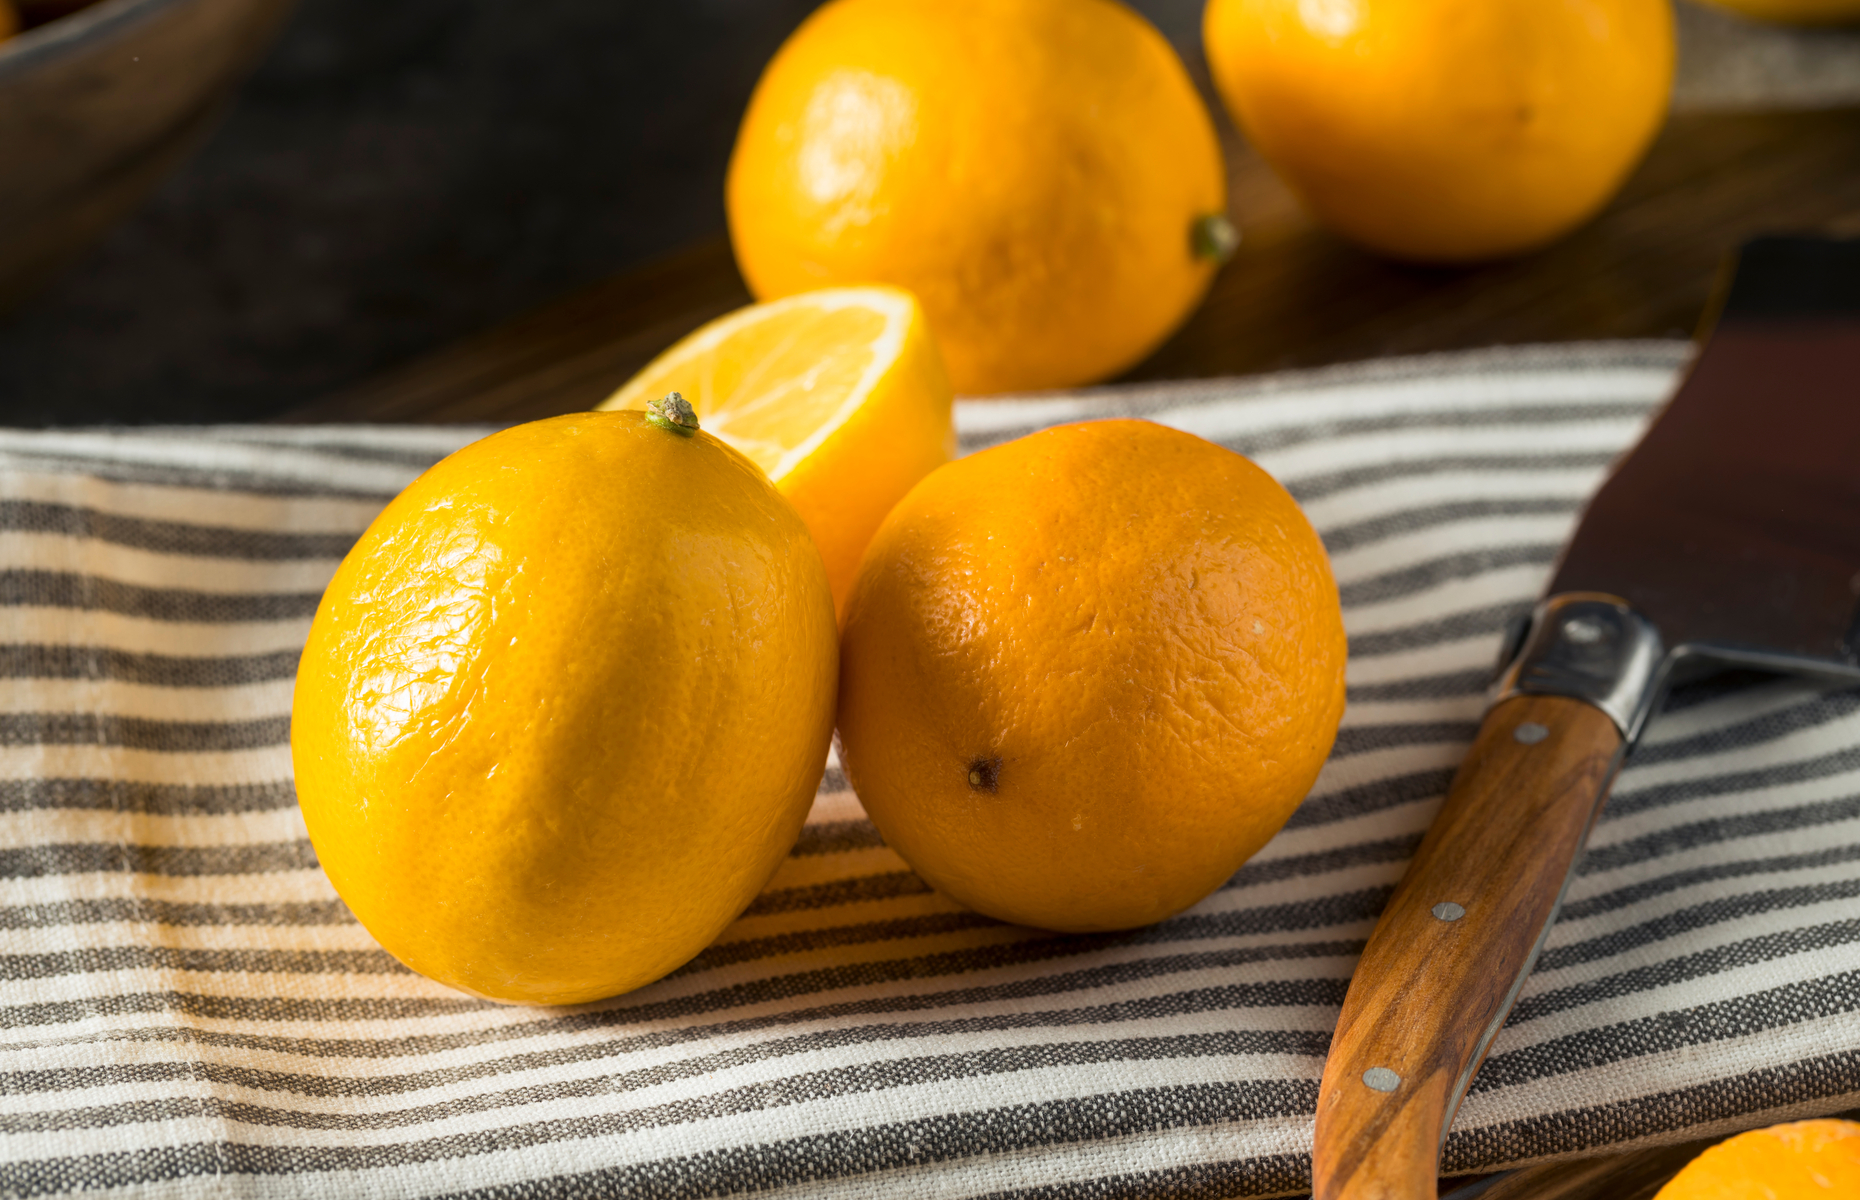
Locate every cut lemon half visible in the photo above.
<box><xmin>600</xmin><ymin>286</ymin><xmax>953</xmax><ymax>617</ymax></box>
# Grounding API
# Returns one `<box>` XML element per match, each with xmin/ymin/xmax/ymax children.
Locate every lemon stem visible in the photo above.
<box><xmin>645</xmin><ymin>392</ymin><xmax>700</xmax><ymax>437</ymax></box>
<box><xmin>1193</xmin><ymin>213</ymin><xmax>1240</xmax><ymax>264</ymax></box>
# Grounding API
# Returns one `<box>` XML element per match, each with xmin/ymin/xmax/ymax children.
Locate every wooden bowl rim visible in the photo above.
<box><xmin>0</xmin><ymin>0</ymin><xmax>198</xmax><ymax>81</ymax></box>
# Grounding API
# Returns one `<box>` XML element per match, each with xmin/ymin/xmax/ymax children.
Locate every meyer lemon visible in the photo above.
<box><xmin>726</xmin><ymin>0</ymin><xmax>1232</xmax><ymax>395</ymax></box>
<box><xmin>1204</xmin><ymin>0</ymin><xmax>1674</xmax><ymax>261</ymax></box>
<box><xmin>836</xmin><ymin>419</ymin><xmax>1347</xmax><ymax>932</ymax></box>
<box><xmin>600</xmin><ymin>286</ymin><xmax>951</xmax><ymax>618</ymax></box>
<box><xmin>291</xmin><ymin>402</ymin><xmax>838</xmax><ymax>1005</ymax></box>
<box><xmin>1655</xmin><ymin>1118</ymin><xmax>1860</xmax><ymax>1198</ymax></box>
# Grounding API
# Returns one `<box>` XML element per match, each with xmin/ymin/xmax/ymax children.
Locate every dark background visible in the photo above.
<box><xmin>2</xmin><ymin>0</ymin><xmax>1853</xmax><ymax>427</ymax></box>
<box><xmin>0</xmin><ymin>0</ymin><xmax>1204</xmax><ymax>426</ymax></box>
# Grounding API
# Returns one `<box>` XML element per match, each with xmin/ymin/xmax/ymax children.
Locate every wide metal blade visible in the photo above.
<box><xmin>1548</xmin><ymin>237</ymin><xmax>1860</xmax><ymax>679</ymax></box>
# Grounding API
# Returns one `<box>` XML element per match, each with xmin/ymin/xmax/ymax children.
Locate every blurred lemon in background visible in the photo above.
<box><xmin>726</xmin><ymin>0</ymin><xmax>1232</xmax><ymax>395</ymax></box>
<box><xmin>1694</xmin><ymin>0</ymin><xmax>1860</xmax><ymax>21</ymax></box>
<box><xmin>600</xmin><ymin>286</ymin><xmax>952</xmax><ymax>617</ymax></box>
<box><xmin>293</xmin><ymin>407</ymin><xmax>838</xmax><ymax>1006</ymax></box>
<box><xmin>0</xmin><ymin>1</ymin><xmax>17</xmax><ymax>39</ymax></box>
<box><xmin>1204</xmin><ymin>0</ymin><xmax>1674</xmax><ymax>262</ymax></box>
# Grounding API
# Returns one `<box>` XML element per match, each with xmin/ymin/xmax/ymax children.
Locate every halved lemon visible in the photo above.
<box><xmin>599</xmin><ymin>286</ymin><xmax>953</xmax><ymax>616</ymax></box>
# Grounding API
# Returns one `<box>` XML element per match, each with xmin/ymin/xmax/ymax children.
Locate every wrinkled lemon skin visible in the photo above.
<box><xmin>291</xmin><ymin>412</ymin><xmax>838</xmax><ymax>1006</ymax></box>
<box><xmin>837</xmin><ymin>419</ymin><xmax>1347</xmax><ymax>932</ymax></box>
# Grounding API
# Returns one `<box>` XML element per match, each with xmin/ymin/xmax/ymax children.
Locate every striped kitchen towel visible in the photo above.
<box><xmin>3</xmin><ymin>340</ymin><xmax>1859</xmax><ymax>1199</ymax></box>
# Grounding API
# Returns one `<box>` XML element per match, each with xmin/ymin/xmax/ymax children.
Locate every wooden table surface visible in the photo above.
<box><xmin>284</xmin><ymin>105</ymin><xmax>1860</xmax><ymax>425</ymax></box>
<box><xmin>280</xmin><ymin>105</ymin><xmax>1860</xmax><ymax>1200</ymax></box>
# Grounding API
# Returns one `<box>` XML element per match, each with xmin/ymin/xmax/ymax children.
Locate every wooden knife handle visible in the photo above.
<box><xmin>1312</xmin><ymin>693</ymin><xmax>1626</xmax><ymax>1200</ymax></box>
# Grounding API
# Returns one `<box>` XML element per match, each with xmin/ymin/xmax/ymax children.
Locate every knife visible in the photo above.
<box><xmin>1311</xmin><ymin>235</ymin><xmax>1860</xmax><ymax>1200</ymax></box>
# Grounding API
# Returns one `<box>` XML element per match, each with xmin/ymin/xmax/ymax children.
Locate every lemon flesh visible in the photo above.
<box><xmin>601</xmin><ymin>286</ymin><xmax>952</xmax><ymax>617</ymax></box>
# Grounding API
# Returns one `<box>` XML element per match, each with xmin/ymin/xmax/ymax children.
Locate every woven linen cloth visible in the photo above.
<box><xmin>3</xmin><ymin>340</ymin><xmax>1859</xmax><ymax>1199</ymax></box>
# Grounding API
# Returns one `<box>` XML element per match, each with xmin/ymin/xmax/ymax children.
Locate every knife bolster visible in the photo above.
<box><xmin>1491</xmin><ymin>593</ymin><xmax>1665</xmax><ymax>739</ymax></box>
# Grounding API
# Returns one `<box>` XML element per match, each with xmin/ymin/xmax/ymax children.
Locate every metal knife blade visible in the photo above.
<box><xmin>1549</xmin><ymin>235</ymin><xmax>1860</xmax><ymax>680</ymax></box>
<box><xmin>1311</xmin><ymin>236</ymin><xmax>1860</xmax><ymax>1200</ymax></box>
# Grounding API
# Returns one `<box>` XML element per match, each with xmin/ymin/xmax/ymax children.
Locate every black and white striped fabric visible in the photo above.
<box><xmin>5</xmin><ymin>341</ymin><xmax>1859</xmax><ymax>1198</ymax></box>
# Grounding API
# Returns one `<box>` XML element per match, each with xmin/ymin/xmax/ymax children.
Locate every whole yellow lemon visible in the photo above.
<box><xmin>727</xmin><ymin>0</ymin><xmax>1232</xmax><ymax>395</ymax></box>
<box><xmin>837</xmin><ymin>419</ymin><xmax>1347</xmax><ymax>932</ymax></box>
<box><xmin>291</xmin><ymin>404</ymin><xmax>838</xmax><ymax>1006</ymax></box>
<box><xmin>1203</xmin><ymin>0</ymin><xmax>1674</xmax><ymax>262</ymax></box>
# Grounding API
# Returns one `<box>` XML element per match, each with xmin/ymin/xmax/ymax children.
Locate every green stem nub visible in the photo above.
<box><xmin>645</xmin><ymin>392</ymin><xmax>700</xmax><ymax>437</ymax></box>
<box><xmin>1192</xmin><ymin>213</ymin><xmax>1240</xmax><ymax>264</ymax></box>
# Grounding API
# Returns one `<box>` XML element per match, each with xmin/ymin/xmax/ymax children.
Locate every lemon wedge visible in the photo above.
<box><xmin>600</xmin><ymin>286</ymin><xmax>953</xmax><ymax>616</ymax></box>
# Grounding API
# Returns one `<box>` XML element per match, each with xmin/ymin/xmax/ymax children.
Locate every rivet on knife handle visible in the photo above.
<box><xmin>1311</xmin><ymin>595</ymin><xmax>1661</xmax><ymax>1200</ymax></box>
